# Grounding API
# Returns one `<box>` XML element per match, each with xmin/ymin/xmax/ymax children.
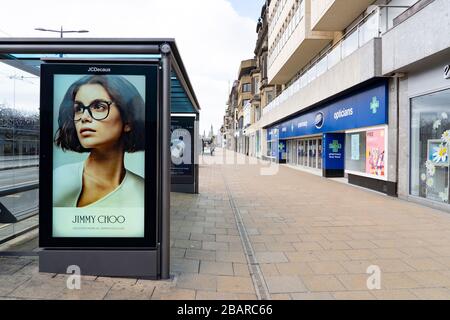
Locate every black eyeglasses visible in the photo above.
<box><xmin>73</xmin><ymin>100</ymin><xmax>113</xmax><ymax>121</ymax></box>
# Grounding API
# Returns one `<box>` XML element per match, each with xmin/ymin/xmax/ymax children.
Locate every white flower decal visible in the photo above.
<box><xmin>442</xmin><ymin>112</ymin><xmax>448</xmax><ymax>120</ymax></box>
<box><xmin>432</xmin><ymin>144</ymin><xmax>448</xmax><ymax>163</ymax></box>
<box><xmin>433</xmin><ymin>119</ymin><xmax>441</xmax><ymax>130</ymax></box>
<box><xmin>425</xmin><ymin>160</ymin><xmax>436</xmax><ymax>176</ymax></box>
<box><xmin>426</xmin><ymin>178</ymin><xmax>434</xmax><ymax>188</ymax></box>
<box><xmin>421</xmin><ymin>173</ymin><xmax>427</xmax><ymax>181</ymax></box>
<box><xmin>442</xmin><ymin>130</ymin><xmax>450</xmax><ymax>145</ymax></box>
<box><xmin>428</xmin><ymin>166</ymin><xmax>436</xmax><ymax>176</ymax></box>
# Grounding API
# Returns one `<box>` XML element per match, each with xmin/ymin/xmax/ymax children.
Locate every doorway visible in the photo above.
<box><xmin>289</xmin><ymin>136</ymin><xmax>322</xmax><ymax>170</ymax></box>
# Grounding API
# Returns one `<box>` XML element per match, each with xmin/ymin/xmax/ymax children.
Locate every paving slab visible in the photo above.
<box><xmin>265</xmin><ymin>276</ymin><xmax>307</xmax><ymax>294</ymax></box>
<box><xmin>3</xmin><ymin>149</ymin><xmax>450</xmax><ymax>299</ymax></box>
<box><xmin>216</xmin><ymin>276</ymin><xmax>255</xmax><ymax>294</ymax></box>
<box><xmin>104</xmin><ymin>282</ymin><xmax>155</xmax><ymax>300</ymax></box>
<box><xmin>199</xmin><ymin>261</ymin><xmax>234</xmax><ymax>276</ymax></box>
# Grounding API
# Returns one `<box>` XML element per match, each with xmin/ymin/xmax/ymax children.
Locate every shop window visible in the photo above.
<box><xmin>346</xmin><ymin>132</ymin><xmax>366</xmax><ymax>173</ymax></box>
<box><xmin>345</xmin><ymin>128</ymin><xmax>386</xmax><ymax>177</ymax></box>
<box><xmin>256</xmin><ymin>131</ymin><xmax>260</xmax><ymax>154</ymax></box>
<box><xmin>411</xmin><ymin>89</ymin><xmax>450</xmax><ymax>204</ymax></box>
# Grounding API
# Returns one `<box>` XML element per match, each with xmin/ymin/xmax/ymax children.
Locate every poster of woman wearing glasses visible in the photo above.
<box><xmin>52</xmin><ymin>73</ymin><xmax>146</xmax><ymax>238</ymax></box>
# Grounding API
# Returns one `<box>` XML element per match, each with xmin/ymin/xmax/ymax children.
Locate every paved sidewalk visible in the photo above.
<box><xmin>2</xmin><ymin>148</ymin><xmax>450</xmax><ymax>299</ymax></box>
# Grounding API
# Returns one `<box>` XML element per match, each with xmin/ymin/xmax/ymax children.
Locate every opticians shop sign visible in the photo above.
<box><xmin>267</xmin><ymin>81</ymin><xmax>388</xmax><ymax>141</ymax></box>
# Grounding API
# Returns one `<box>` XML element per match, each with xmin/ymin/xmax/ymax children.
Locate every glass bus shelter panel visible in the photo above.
<box><xmin>0</xmin><ymin>58</ymin><xmax>40</xmax><ymax>244</ymax></box>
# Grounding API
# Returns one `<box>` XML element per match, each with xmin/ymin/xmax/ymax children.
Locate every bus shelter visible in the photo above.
<box><xmin>0</xmin><ymin>38</ymin><xmax>200</xmax><ymax>279</ymax></box>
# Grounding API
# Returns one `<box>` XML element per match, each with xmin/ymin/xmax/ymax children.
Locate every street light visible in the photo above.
<box><xmin>34</xmin><ymin>26</ymin><xmax>89</xmax><ymax>57</ymax></box>
<box><xmin>34</xmin><ymin>26</ymin><xmax>89</xmax><ymax>38</ymax></box>
<box><xmin>8</xmin><ymin>74</ymin><xmax>38</xmax><ymax>111</ymax></box>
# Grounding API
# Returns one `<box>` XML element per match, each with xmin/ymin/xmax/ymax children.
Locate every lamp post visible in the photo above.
<box><xmin>34</xmin><ymin>26</ymin><xmax>89</xmax><ymax>38</ymax></box>
<box><xmin>34</xmin><ymin>27</ymin><xmax>89</xmax><ymax>57</ymax></box>
<box><xmin>8</xmin><ymin>74</ymin><xmax>38</xmax><ymax>112</ymax></box>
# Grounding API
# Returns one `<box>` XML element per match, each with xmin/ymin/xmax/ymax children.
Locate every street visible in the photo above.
<box><xmin>2</xmin><ymin>148</ymin><xmax>450</xmax><ymax>299</ymax></box>
<box><xmin>0</xmin><ymin>167</ymin><xmax>38</xmax><ymax>191</ymax></box>
<box><xmin>0</xmin><ymin>167</ymin><xmax>39</xmax><ymax>228</ymax></box>
<box><xmin>0</xmin><ymin>156</ymin><xmax>38</xmax><ymax>171</ymax></box>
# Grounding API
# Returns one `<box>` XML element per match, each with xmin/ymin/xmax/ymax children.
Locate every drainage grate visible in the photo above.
<box><xmin>221</xmin><ymin>169</ymin><xmax>271</xmax><ymax>300</ymax></box>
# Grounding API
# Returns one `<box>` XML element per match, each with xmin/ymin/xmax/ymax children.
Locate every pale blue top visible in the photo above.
<box><xmin>53</xmin><ymin>161</ymin><xmax>145</xmax><ymax>208</ymax></box>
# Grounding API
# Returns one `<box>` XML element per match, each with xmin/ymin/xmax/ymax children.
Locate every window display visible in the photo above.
<box><xmin>411</xmin><ymin>89</ymin><xmax>450</xmax><ymax>204</ymax></box>
<box><xmin>366</xmin><ymin>129</ymin><xmax>385</xmax><ymax>177</ymax></box>
<box><xmin>345</xmin><ymin>131</ymin><xmax>366</xmax><ymax>173</ymax></box>
<box><xmin>345</xmin><ymin>128</ymin><xmax>385</xmax><ymax>177</ymax></box>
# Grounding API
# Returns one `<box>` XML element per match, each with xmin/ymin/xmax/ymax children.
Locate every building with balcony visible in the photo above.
<box><xmin>224</xmin><ymin>80</ymin><xmax>239</xmax><ymax>151</ymax></box>
<box><xmin>244</xmin><ymin>0</ymin><xmax>277</xmax><ymax>159</ymax></box>
<box><xmin>381</xmin><ymin>0</ymin><xmax>450</xmax><ymax>211</ymax></box>
<box><xmin>236</xmin><ymin>59</ymin><xmax>256</xmax><ymax>155</ymax></box>
<box><xmin>262</xmin><ymin>0</ymin><xmax>419</xmax><ymax>196</ymax></box>
<box><xmin>246</xmin><ymin>63</ymin><xmax>261</xmax><ymax>158</ymax></box>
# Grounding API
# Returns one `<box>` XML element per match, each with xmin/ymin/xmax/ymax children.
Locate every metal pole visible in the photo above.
<box><xmin>195</xmin><ymin>113</ymin><xmax>200</xmax><ymax>194</ymax></box>
<box><xmin>12</xmin><ymin>78</ymin><xmax>15</xmax><ymax>109</ymax></box>
<box><xmin>60</xmin><ymin>27</ymin><xmax>63</xmax><ymax>57</ymax></box>
<box><xmin>0</xmin><ymin>44</ymin><xmax>161</xmax><ymax>54</ymax></box>
<box><xmin>160</xmin><ymin>43</ymin><xmax>171</xmax><ymax>279</ymax></box>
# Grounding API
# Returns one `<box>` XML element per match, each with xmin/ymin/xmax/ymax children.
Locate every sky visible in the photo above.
<box><xmin>0</xmin><ymin>0</ymin><xmax>266</xmax><ymax>134</ymax></box>
<box><xmin>229</xmin><ymin>0</ymin><xmax>266</xmax><ymax>21</ymax></box>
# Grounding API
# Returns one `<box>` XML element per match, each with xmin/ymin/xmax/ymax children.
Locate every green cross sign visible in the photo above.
<box><xmin>370</xmin><ymin>96</ymin><xmax>380</xmax><ymax>114</ymax></box>
<box><xmin>329</xmin><ymin>140</ymin><xmax>342</xmax><ymax>153</ymax></box>
<box><xmin>278</xmin><ymin>143</ymin><xmax>284</xmax><ymax>151</ymax></box>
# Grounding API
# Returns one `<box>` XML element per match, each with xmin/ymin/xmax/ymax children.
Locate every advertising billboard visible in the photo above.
<box><xmin>170</xmin><ymin>115</ymin><xmax>195</xmax><ymax>184</ymax></box>
<box><xmin>366</xmin><ymin>129</ymin><xmax>385</xmax><ymax>177</ymax></box>
<box><xmin>40</xmin><ymin>63</ymin><xmax>158</xmax><ymax>248</ymax></box>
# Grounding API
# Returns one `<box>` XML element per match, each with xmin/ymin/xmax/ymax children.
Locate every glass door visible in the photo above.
<box><xmin>298</xmin><ymin>140</ymin><xmax>304</xmax><ymax>166</ymax></box>
<box><xmin>293</xmin><ymin>140</ymin><xmax>297</xmax><ymax>165</ymax></box>
<box><xmin>289</xmin><ymin>140</ymin><xmax>293</xmax><ymax>164</ymax></box>
<box><xmin>317</xmin><ymin>138</ymin><xmax>323</xmax><ymax>169</ymax></box>
<box><xmin>306</xmin><ymin>140</ymin><xmax>310</xmax><ymax>167</ymax></box>
<box><xmin>302</xmin><ymin>140</ymin><xmax>307</xmax><ymax>166</ymax></box>
<box><xmin>309</xmin><ymin>140</ymin><xmax>317</xmax><ymax>168</ymax></box>
<box><xmin>287</xmin><ymin>140</ymin><xmax>295</xmax><ymax>165</ymax></box>
<box><xmin>286</xmin><ymin>140</ymin><xmax>291</xmax><ymax>164</ymax></box>
<box><xmin>292</xmin><ymin>140</ymin><xmax>295</xmax><ymax>164</ymax></box>
<box><xmin>297</xmin><ymin>140</ymin><xmax>302</xmax><ymax>166</ymax></box>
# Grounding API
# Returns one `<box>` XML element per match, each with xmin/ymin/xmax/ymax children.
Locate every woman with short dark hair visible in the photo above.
<box><xmin>53</xmin><ymin>75</ymin><xmax>145</xmax><ymax>208</ymax></box>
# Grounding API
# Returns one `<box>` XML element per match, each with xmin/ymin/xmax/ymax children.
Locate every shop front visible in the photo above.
<box><xmin>266</xmin><ymin>80</ymin><xmax>394</xmax><ymax>194</ymax></box>
<box><xmin>403</xmin><ymin>61</ymin><xmax>450</xmax><ymax>210</ymax></box>
<box><xmin>410</xmin><ymin>89</ymin><xmax>450</xmax><ymax>205</ymax></box>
